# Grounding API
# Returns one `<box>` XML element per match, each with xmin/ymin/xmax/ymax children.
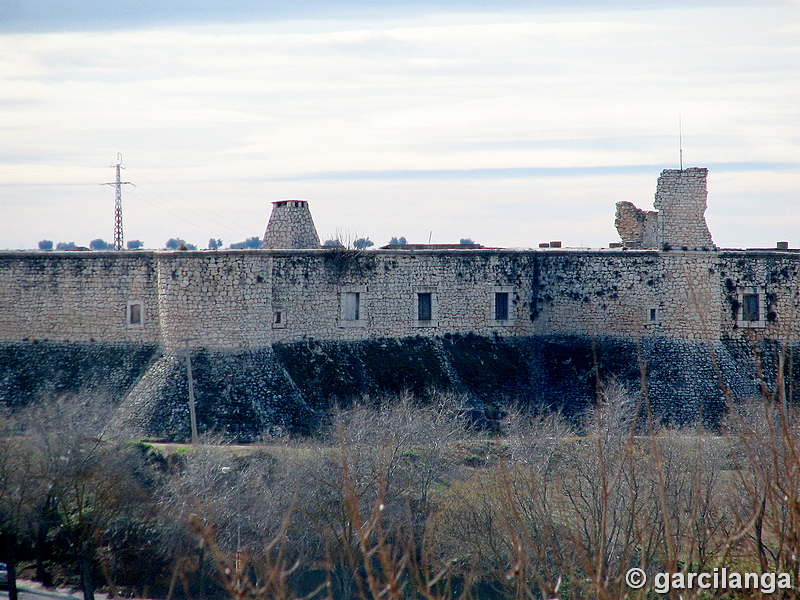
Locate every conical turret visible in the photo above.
<box><xmin>262</xmin><ymin>200</ymin><xmax>320</xmax><ymax>249</ymax></box>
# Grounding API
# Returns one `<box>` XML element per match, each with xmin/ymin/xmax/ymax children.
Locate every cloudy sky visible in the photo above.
<box><xmin>1</xmin><ymin>0</ymin><xmax>798</xmax><ymax>250</ymax></box>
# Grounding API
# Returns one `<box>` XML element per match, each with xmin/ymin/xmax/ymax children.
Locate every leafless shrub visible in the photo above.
<box><xmin>156</xmin><ymin>437</ymin><xmax>299</xmax><ymax>600</ymax></box>
<box><xmin>432</xmin><ymin>378</ymin><xmax>766</xmax><ymax>600</ymax></box>
<box><xmin>192</xmin><ymin>453</ymin><xmax>469</xmax><ymax>600</ymax></box>
<box><xmin>10</xmin><ymin>395</ymin><xmax>152</xmax><ymax>600</ymax></box>
<box><xmin>153</xmin><ymin>394</ymin><xmax>471</xmax><ymax>600</ymax></box>
<box><xmin>281</xmin><ymin>394</ymin><xmax>467</xmax><ymax>597</ymax></box>
<box><xmin>720</xmin><ymin>397</ymin><xmax>800</xmax><ymax>585</ymax></box>
<box><xmin>323</xmin><ymin>228</ymin><xmax>371</xmax><ymax>251</ymax></box>
<box><xmin>17</xmin><ymin>382</ymin><xmax>800</xmax><ymax>600</ymax></box>
<box><xmin>329</xmin><ymin>393</ymin><xmax>466</xmax><ymax>505</ymax></box>
<box><xmin>502</xmin><ymin>407</ymin><xmax>573</xmax><ymax>473</ymax></box>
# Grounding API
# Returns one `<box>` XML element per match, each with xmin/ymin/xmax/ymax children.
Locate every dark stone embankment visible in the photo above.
<box><xmin>0</xmin><ymin>341</ymin><xmax>158</xmax><ymax>407</ymax></box>
<box><xmin>0</xmin><ymin>335</ymin><xmax>790</xmax><ymax>441</ymax></box>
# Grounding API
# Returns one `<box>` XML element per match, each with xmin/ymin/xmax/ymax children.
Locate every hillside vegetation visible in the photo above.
<box><xmin>1</xmin><ymin>386</ymin><xmax>799</xmax><ymax>600</ymax></box>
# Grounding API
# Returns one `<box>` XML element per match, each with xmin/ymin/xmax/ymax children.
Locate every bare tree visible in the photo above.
<box><xmin>16</xmin><ymin>395</ymin><xmax>150</xmax><ymax>600</ymax></box>
<box><xmin>0</xmin><ymin>412</ymin><xmax>48</xmax><ymax>600</ymax></box>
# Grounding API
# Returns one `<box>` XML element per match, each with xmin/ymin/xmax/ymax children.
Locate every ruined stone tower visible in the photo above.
<box><xmin>262</xmin><ymin>200</ymin><xmax>320</xmax><ymax>249</ymax></box>
<box><xmin>615</xmin><ymin>167</ymin><xmax>715</xmax><ymax>251</ymax></box>
<box><xmin>615</xmin><ymin>201</ymin><xmax>658</xmax><ymax>249</ymax></box>
<box><xmin>654</xmin><ymin>168</ymin><xmax>715</xmax><ymax>251</ymax></box>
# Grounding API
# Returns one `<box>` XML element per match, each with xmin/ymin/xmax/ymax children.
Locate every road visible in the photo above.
<box><xmin>1</xmin><ymin>586</ymin><xmax>81</xmax><ymax>600</ymax></box>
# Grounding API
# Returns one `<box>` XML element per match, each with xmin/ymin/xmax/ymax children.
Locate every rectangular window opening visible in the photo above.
<box><xmin>417</xmin><ymin>293</ymin><xmax>432</xmax><ymax>321</ymax></box>
<box><xmin>128</xmin><ymin>303</ymin><xmax>142</xmax><ymax>325</ymax></box>
<box><xmin>338</xmin><ymin>288</ymin><xmax>367</xmax><ymax>328</ymax></box>
<box><xmin>344</xmin><ymin>292</ymin><xmax>360</xmax><ymax>321</ymax></box>
<box><xmin>742</xmin><ymin>294</ymin><xmax>760</xmax><ymax>322</ymax></box>
<box><xmin>495</xmin><ymin>292</ymin><xmax>509</xmax><ymax>321</ymax></box>
<box><xmin>649</xmin><ymin>308</ymin><xmax>657</xmax><ymax>322</ymax></box>
<box><xmin>272</xmin><ymin>309</ymin><xmax>286</xmax><ymax>329</ymax></box>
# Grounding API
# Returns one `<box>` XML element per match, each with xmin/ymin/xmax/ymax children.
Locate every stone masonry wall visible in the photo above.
<box><xmin>5</xmin><ymin>166</ymin><xmax>800</xmax><ymax>436</ymax></box>
<box><xmin>267</xmin><ymin>249</ymin><xmax>537</xmax><ymax>343</ymax></box>
<box><xmin>0</xmin><ymin>252</ymin><xmax>160</xmax><ymax>344</ymax></box>
<box><xmin>155</xmin><ymin>252</ymin><xmax>275</xmax><ymax>350</ymax></box>
<box><xmin>4</xmin><ymin>249</ymin><xmax>800</xmax><ymax>350</ymax></box>
<box><xmin>615</xmin><ymin>201</ymin><xmax>658</xmax><ymax>248</ymax></box>
<box><xmin>654</xmin><ymin>168</ymin><xmax>715</xmax><ymax>251</ymax></box>
<box><xmin>530</xmin><ymin>250</ymin><xmax>722</xmax><ymax>340</ymax></box>
<box><xmin>146</xmin><ymin>249</ymin><xmax>538</xmax><ymax>350</ymax></box>
<box><xmin>262</xmin><ymin>200</ymin><xmax>320</xmax><ymax>249</ymax></box>
<box><xmin>6</xmin><ymin>247</ymin><xmax>800</xmax><ymax>439</ymax></box>
<box><xmin>717</xmin><ymin>251</ymin><xmax>800</xmax><ymax>340</ymax></box>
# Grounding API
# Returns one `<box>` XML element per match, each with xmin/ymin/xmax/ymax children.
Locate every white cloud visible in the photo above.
<box><xmin>0</xmin><ymin>4</ymin><xmax>798</xmax><ymax>250</ymax></box>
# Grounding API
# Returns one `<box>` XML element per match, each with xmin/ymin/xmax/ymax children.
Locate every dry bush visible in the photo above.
<box><xmin>176</xmin><ymin>384</ymin><xmax>757</xmax><ymax>600</ymax></box>
<box><xmin>155</xmin><ymin>394</ymin><xmax>471</xmax><ymax>600</ymax></box>
<box><xmin>502</xmin><ymin>407</ymin><xmax>573</xmax><ymax>474</ymax></box>
<box><xmin>433</xmin><ymin>382</ymin><xmax>765</xmax><ymax>600</ymax></box>
<box><xmin>722</xmin><ymin>398</ymin><xmax>800</xmax><ymax>587</ymax></box>
<box><xmin>286</xmin><ymin>393</ymin><xmax>467</xmax><ymax>598</ymax></box>
<box><xmin>329</xmin><ymin>393</ymin><xmax>466</xmax><ymax>507</ymax></box>
<box><xmin>33</xmin><ymin>385</ymin><xmax>800</xmax><ymax>600</ymax></box>
<box><xmin>8</xmin><ymin>395</ymin><xmax>153</xmax><ymax>600</ymax></box>
<box><xmin>156</xmin><ymin>437</ymin><xmax>300</xmax><ymax>600</ymax></box>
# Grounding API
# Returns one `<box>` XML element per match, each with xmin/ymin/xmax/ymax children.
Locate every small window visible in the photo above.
<box><xmin>494</xmin><ymin>293</ymin><xmax>509</xmax><ymax>321</ymax></box>
<box><xmin>417</xmin><ymin>293</ymin><xmax>432</xmax><ymax>321</ymax></box>
<box><xmin>742</xmin><ymin>294</ymin><xmax>760</xmax><ymax>322</ymax></box>
<box><xmin>339</xmin><ymin>287</ymin><xmax>367</xmax><ymax>328</ymax></box>
<box><xmin>488</xmin><ymin>286</ymin><xmax>516</xmax><ymax>326</ymax></box>
<box><xmin>127</xmin><ymin>301</ymin><xmax>144</xmax><ymax>327</ymax></box>
<box><xmin>272</xmin><ymin>309</ymin><xmax>286</xmax><ymax>329</ymax></box>
<box><xmin>645</xmin><ymin>305</ymin><xmax>661</xmax><ymax>326</ymax></box>
<box><xmin>412</xmin><ymin>288</ymin><xmax>437</xmax><ymax>327</ymax></box>
<box><xmin>129</xmin><ymin>304</ymin><xmax>142</xmax><ymax>324</ymax></box>
<box><xmin>736</xmin><ymin>287</ymin><xmax>766</xmax><ymax>328</ymax></box>
<box><xmin>343</xmin><ymin>292</ymin><xmax>360</xmax><ymax>321</ymax></box>
<box><xmin>274</xmin><ymin>311</ymin><xmax>282</xmax><ymax>324</ymax></box>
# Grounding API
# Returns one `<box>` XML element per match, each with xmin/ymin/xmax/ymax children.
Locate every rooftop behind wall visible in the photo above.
<box><xmin>262</xmin><ymin>200</ymin><xmax>320</xmax><ymax>249</ymax></box>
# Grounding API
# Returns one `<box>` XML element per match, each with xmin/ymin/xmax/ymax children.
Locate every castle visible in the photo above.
<box><xmin>1</xmin><ymin>167</ymin><xmax>798</xmax><ymax>439</ymax></box>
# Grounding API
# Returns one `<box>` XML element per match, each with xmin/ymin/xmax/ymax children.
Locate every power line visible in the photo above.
<box><xmin>3</xmin><ymin>161</ymin><xmax>260</xmax><ymax>244</ymax></box>
<box><xmin>124</xmin><ymin>168</ymin><xmax>255</xmax><ymax>238</ymax></box>
<box><xmin>0</xmin><ymin>182</ymin><xmax>99</xmax><ymax>187</ymax></box>
<box><xmin>125</xmin><ymin>188</ymin><xmax>228</xmax><ymax>235</ymax></box>
<box><xmin>126</xmin><ymin>186</ymin><xmax>257</xmax><ymax>240</ymax></box>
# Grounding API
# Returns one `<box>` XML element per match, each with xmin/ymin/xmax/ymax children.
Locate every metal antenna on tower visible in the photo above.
<box><xmin>679</xmin><ymin>115</ymin><xmax>683</xmax><ymax>171</ymax></box>
<box><xmin>103</xmin><ymin>153</ymin><xmax>132</xmax><ymax>250</ymax></box>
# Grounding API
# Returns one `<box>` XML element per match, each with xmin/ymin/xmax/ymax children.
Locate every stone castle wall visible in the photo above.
<box><xmin>3</xmin><ymin>247</ymin><xmax>799</xmax><ymax>351</ymax></box>
<box><xmin>0</xmin><ymin>167</ymin><xmax>737</xmax><ymax>351</ymax></box>
<box><xmin>615</xmin><ymin>201</ymin><xmax>658</xmax><ymax>248</ymax></box>
<box><xmin>614</xmin><ymin>168</ymin><xmax>715</xmax><ymax>251</ymax></box>
<box><xmin>3</xmin><ymin>166</ymin><xmax>799</xmax><ymax>438</ymax></box>
<box><xmin>155</xmin><ymin>252</ymin><xmax>275</xmax><ymax>350</ymax></box>
<box><xmin>531</xmin><ymin>251</ymin><xmax>722</xmax><ymax>340</ymax></box>
<box><xmin>0</xmin><ymin>252</ymin><xmax>161</xmax><ymax>345</ymax></box>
